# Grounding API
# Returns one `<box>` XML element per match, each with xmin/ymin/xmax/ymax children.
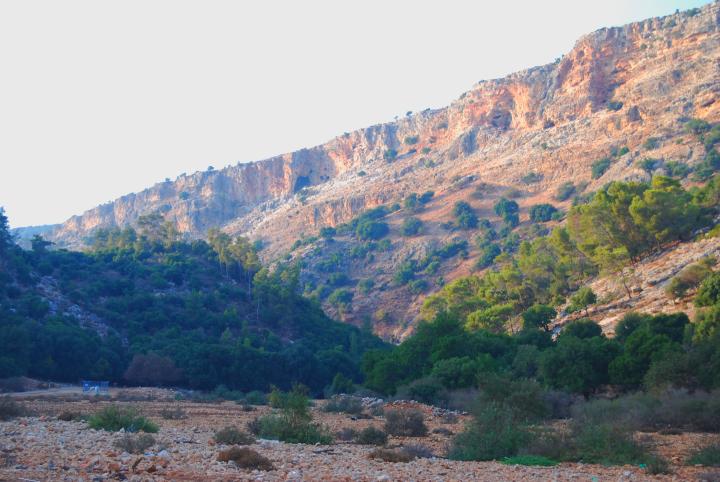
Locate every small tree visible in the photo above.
<box><xmin>521</xmin><ymin>304</ymin><xmax>557</xmax><ymax>332</ymax></box>
<box><xmin>568</xmin><ymin>287</ymin><xmax>597</xmax><ymax>316</ymax></box>
<box><xmin>401</xmin><ymin>217</ymin><xmax>423</xmax><ymax>236</ymax></box>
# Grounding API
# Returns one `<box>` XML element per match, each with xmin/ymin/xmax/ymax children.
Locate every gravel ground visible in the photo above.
<box><xmin>0</xmin><ymin>395</ymin><xmax>717</xmax><ymax>481</ymax></box>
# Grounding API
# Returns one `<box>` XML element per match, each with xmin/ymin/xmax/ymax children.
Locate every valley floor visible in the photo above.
<box><xmin>1</xmin><ymin>388</ymin><xmax>717</xmax><ymax>481</ymax></box>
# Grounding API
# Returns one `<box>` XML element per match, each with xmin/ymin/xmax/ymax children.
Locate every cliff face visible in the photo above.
<box><xmin>48</xmin><ymin>4</ymin><xmax>720</xmax><ymax>339</ymax></box>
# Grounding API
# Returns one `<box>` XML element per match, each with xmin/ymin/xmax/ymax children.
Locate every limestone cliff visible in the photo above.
<box><xmin>47</xmin><ymin>4</ymin><xmax>720</xmax><ymax>339</ymax></box>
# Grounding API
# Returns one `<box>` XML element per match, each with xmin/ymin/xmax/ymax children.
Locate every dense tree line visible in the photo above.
<box><xmin>0</xmin><ymin>209</ymin><xmax>385</xmax><ymax>393</ymax></box>
<box><xmin>364</xmin><ymin>174</ymin><xmax>720</xmax><ymax>399</ymax></box>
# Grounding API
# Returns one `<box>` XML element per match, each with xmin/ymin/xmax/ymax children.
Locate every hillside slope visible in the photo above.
<box><xmin>45</xmin><ymin>4</ymin><xmax>720</xmax><ymax>338</ymax></box>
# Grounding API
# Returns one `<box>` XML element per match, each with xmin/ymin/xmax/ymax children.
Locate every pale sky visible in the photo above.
<box><xmin>0</xmin><ymin>0</ymin><xmax>710</xmax><ymax>227</ymax></box>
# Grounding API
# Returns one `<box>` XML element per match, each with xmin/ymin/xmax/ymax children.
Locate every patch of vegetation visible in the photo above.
<box><xmin>687</xmin><ymin>444</ymin><xmax>720</xmax><ymax>467</ymax></box>
<box><xmin>665</xmin><ymin>257</ymin><xmax>715</xmax><ymax>298</ymax></box>
<box><xmin>453</xmin><ymin>201</ymin><xmax>478</xmax><ymax>229</ymax></box>
<box><xmin>323</xmin><ymin>395</ymin><xmax>364</xmax><ymax>415</ymax></box>
<box><xmin>501</xmin><ymin>455</ymin><xmax>558</xmax><ymax>466</ymax></box>
<box><xmin>252</xmin><ymin>386</ymin><xmax>332</xmax><ymax>444</ymax></box>
<box><xmin>401</xmin><ymin>217</ymin><xmax>423</xmax><ymax>236</ymax></box>
<box><xmin>384</xmin><ymin>409</ymin><xmax>428</xmax><ymax>437</ymax></box>
<box><xmin>404</xmin><ymin>136</ymin><xmax>419</xmax><ymax>145</ymax></box>
<box><xmin>113</xmin><ymin>433</ymin><xmax>156</xmax><ymax>454</ymax></box>
<box><xmin>217</xmin><ymin>446</ymin><xmax>274</xmax><ymax>471</ymax></box>
<box><xmin>87</xmin><ymin>405</ymin><xmax>158</xmax><ymax>433</ymax></box>
<box><xmin>591</xmin><ymin>158</ymin><xmax>612</xmax><ymax>179</ymax></box>
<box><xmin>383</xmin><ymin>149</ymin><xmax>398</xmax><ymax>161</ymax></box>
<box><xmin>0</xmin><ymin>397</ymin><xmax>26</xmax><ymax>421</ymax></box>
<box><xmin>368</xmin><ymin>448</ymin><xmax>415</xmax><ymax>463</ymax></box>
<box><xmin>354</xmin><ymin>426</ymin><xmax>388</xmax><ymax>445</ymax></box>
<box><xmin>643</xmin><ymin>137</ymin><xmax>660</xmax><ymax>150</ymax></box>
<box><xmin>521</xmin><ymin>172</ymin><xmax>543</xmax><ymax>184</ymax></box>
<box><xmin>528</xmin><ymin>204</ymin><xmax>558</xmax><ymax>223</ymax></box>
<box><xmin>554</xmin><ymin>182</ymin><xmax>576</xmax><ymax>201</ymax></box>
<box><xmin>214</xmin><ymin>426</ymin><xmax>255</xmax><ymax>445</ymax></box>
<box><xmin>159</xmin><ymin>406</ymin><xmax>187</xmax><ymax>420</ymax></box>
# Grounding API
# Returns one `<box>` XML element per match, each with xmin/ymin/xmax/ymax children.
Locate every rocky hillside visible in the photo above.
<box><xmin>45</xmin><ymin>4</ymin><xmax>720</xmax><ymax>339</ymax></box>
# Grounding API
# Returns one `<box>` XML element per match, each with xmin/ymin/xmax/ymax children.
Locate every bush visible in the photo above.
<box><xmin>555</xmin><ymin>182</ymin><xmax>576</xmax><ymax>201</ymax></box>
<box><xmin>453</xmin><ymin>201</ymin><xmax>478</xmax><ymax>229</ymax></box>
<box><xmin>591</xmin><ymin>158</ymin><xmax>612</xmax><ymax>179</ymax></box>
<box><xmin>214</xmin><ymin>426</ymin><xmax>255</xmax><ymax>445</ymax></box>
<box><xmin>244</xmin><ymin>391</ymin><xmax>267</xmax><ymax>406</ymax></box>
<box><xmin>336</xmin><ymin>427</ymin><xmax>357</xmax><ymax>441</ymax></box>
<box><xmin>368</xmin><ymin>448</ymin><xmax>415</xmax><ymax>463</ymax></box>
<box><xmin>687</xmin><ymin>444</ymin><xmax>720</xmax><ymax>466</ymax></box>
<box><xmin>159</xmin><ymin>406</ymin><xmax>187</xmax><ymax>420</ymax></box>
<box><xmin>255</xmin><ymin>387</ymin><xmax>333</xmax><ymax>444</ymax></box>
<box><xmin>643</xmin><ymin>137</ymin><xmax>660</xmax><ymax>150</ymax></box>
<box><xmin>645</xmin><ymin>455</ymin><xmax>672</xmax><ymax>474</ymax></box>
<box><xmin>501</xmin><ymin>455</ymin><xmax>558</xmax><ymax>466</ymax></box>
<box><xmin>401</xmin><ymin>444</ymin><xmax>435</xmax><ymax>458</ymax></box>
<box><xmin>529</xmin><ymin>204</ymin><xmax>558</xmax><ymax>223</ymax></box>
<box><xmin>354</xmin><ymin>426</ymin><xmax>388</xmax><ymax>445</ymax></box>
<box><xmin>87</xmin><ymin>405</ymin><xmax>158</xmax><ymax>433</ymax></box>
<box><xmin>401</xmin><ymin>217</ymin><xmax>423</xmax><ymax>236</ymax></box>
<box><xmin>323</xmin><ymin>395</ymin><xmax>364</xmax><ymax>415</ymax></box>
<box><xmin>217</xmin><ymin>446</ymin><xmax>274</xmax><ymax>471</ymax></box>
<box><xmin>0</xmin><ymin>397</ymin><xmax>26</xmax><ymax>420</ymax></box>
<box><xmin>569</xmin><ymin>422</ymin><xmax>649</xmax><ymax>465</ymax></box>
<box><xmin>448</xmin><ymin>403</ymin><xmax>531</xmax><ymax>461</ymax></box>
<box><xmin>521</xmin><ymin>172</ymin><xmax>543</xmax><ymax>184</ymax></box>
<box><xmin>384</xmin><ymin>409</ymin><xmax>428</xmax><ymax>437</ymax></box>
<box><xmin>113</xmin><ymin>433</ymin><xmax>156</xmax><ymax>454</ymax></box>
<box><xmin>665</xmin><ymin>260</ymin><xmax>713</xmax><ymax>298</ymax></box>
<box><xmin>57</xmin><ymin>410</ymin><xmax>82</xmax><ymax>422</ymax></box>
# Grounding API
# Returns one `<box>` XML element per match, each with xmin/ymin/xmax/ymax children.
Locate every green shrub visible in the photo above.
<box><xmin>354</xmin><ymin>426</ymin><xmax>388</xmax><ymax>445</ymax></box>
<box><xmin>244</xmin><ymin>391</ymin><xmax>267</xmax><ymax>405</ymax></box>
<box><xmin>383</xmin><ymin>149</ymin><xmax>398</xmax><ymax>161</ymax></box>
<box><xmin>528</xmin><ymin>204</ymin><xmax>558</xmax><ymax>223</ymax></box>
<box><xmin>404</xmin><ymin>136</ymin><xmax>419</xmax><ymax>145</ymax></box>
<box><xmin>87</xmin><ymin>405</ymin><xmax>158</xmax><ymax>433</ymax></box>
<box><xmin>645</xmin><ymin>455</ymin><xmax>672</xmax><ymax>474</ymax></box>
<box><xmin>323</xmin><ymin>395</ymin><xmax>364</xmax><ymax>415</ymax></box>
<box><xmin>217</xmin><ymin>446</ymin><xmax>274</xmax><ymax>470</ymax></box>
<box><xmin>591</xmin><ymin>158</ymin><xmax>612</xmax><ymax>179</ymax></box>
<box><xmin>643</xmin><ymin>137</ymin><xmax>660</xmax><ymax>150</ymax></box>
<box><xmin>555</xmin><ymin>182</ymin><xmax>576</xmax><ymax>201</ymax></box>
<box><xmin>113</xmin><ymin>433</ymin><xmax>156</xmax><ymax>454</ymax></box>
<box><xmin>521</xmin><ymin>172</ymin><xmax>543</xmax><ymax>184</ymax></box>
<box><xmin>687</xmin><ymin>444</ymin><xmax>720</xmax><ymax>466</ymax></box>
<box><xmin>401</xmin><ymin>217</ymin><xmax>423</xmax><ymax>236</ymax></box>
<box><xmin>569</xmin><ymin>422</ymin><xmax>649</xmax><ymax>465</ymax></box>
<box><xmin>665</xmin><ymin>260</ymin><xmax>713</xmax><ymax>298</ymax></box>
<box><xmin>501</xmin><ymin>455</ymin><xmax>558</xmax><ymax>466</ymax></box>
<box><xmin>255</xmin><ymin>387</ymin><xmax>332</xmax><ymax>444</ymax></box>
<box><xmin>384</xmin><ymin>409</ymin><xmax>428</xmax><ymax>437</ymax></box>
<box><xmin>448</xmin><ymin>403</ymin><xmax>531</xmax><ymax>461</ymax></box>
<box><xmin>214</xmin><ymin>426</ymin><xmax>255</xmax><ymax>445</ymax></box>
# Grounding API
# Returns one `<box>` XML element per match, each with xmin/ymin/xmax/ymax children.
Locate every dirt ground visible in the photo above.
<box><xmin>1</xmin><ymin>388</ymin><xmax>718</xmax><ymax>481</ymax></box>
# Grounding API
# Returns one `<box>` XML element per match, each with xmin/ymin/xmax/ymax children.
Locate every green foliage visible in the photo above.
<box><xmin>687</xmin><ymin>444</ymin><xmax>720</xmax><ymax>466</ymax></box>
<box><xmin>404</xmin><ymin>135</ymin><xmax>419</xmax><ymax>145</ymax></box>
<box><xmin>0</xmin><ymin>206</ymin><xmax>385</xmax><ymax>395</ymax></box>
<box><xmin>88</xmin><ymin>405</ymin><xmax>158</xmax><ymax>433</ymax></box>
<box><xmin>319</xmin><ymin>226</ymin><xmax>336</xmax><ymax>238</ymax></box>
<box><xmin>401</xmin><ymin>217</ymin><xmax>423</xmax><ymax>236</ymax></box>
<box><xmin>555</xmin><ymin>182</ymin><xmax>576</xmax><ymax>201</ymax></box>
<box><xmin>501</xmin><ymin>455</ymin><xmax>558</xmax><ymax>466</ymax></box>
<box><xmin>568</xmin><ymin>287</ymin><xmax>597</xmax><ymax>314</ymax></box>
<box><xmin>356</xmin><ymin>220</ymin><xmax>389</xmax><ymax>240</ymax></box>
<box><xmin>448</xmin><ymin>403</ymin><xmax>531</xmax><ymax>461</ymax></box>
<box><xmin>521</xmin><ymin>172</ymin><xmax>543</xmax><ymax>184</ymax></box>
<box><xmin>528</xmin><ymin>204</ymin><xmax>557</xmax><ymax>223</ymax></box>
<box><xmin>643</xmin><ymin>137</ymin><xmax>660</xmax><ymax>150</ymax></box>
<box><xmin>255</xmin><ymin>386</ymin><xmax>332</xmax><ymax>444</ymax></box>
<box><xmin>637</xmin><ymin>158</ymin><xmax>659</xmax><ymax>174</ymax></box>
<box><xmin>666</xmin><ymin>258</ymin><xmax>714</xmax><ymax>298</ymax></box>
<box><xmin>696</xmin><ymin>272</ymin><xmax>720</xmax><ymax>307</ymax></box>
<box><xmin>664</xmin><ymin>160</ymin><xmax>691</xmax><ymax>178</ymax></box>
<box><xmin>453</xmin><ymin>201</ymin><xmax>478</xmax><ymax>229</ymax></box>
<box><xmin>606</xmin><ymin>100</ymin><xmax>623</xmax><ymax>111</ymax></box>
<box><xmin>540</xmin><ymin>335</ymin><xmax>620</xmax><ymax>395</ymax></box>
<box><xmin>383</xmin><ymin>149</ymin><xmax>397</xmax><ymax>161</ymax></box>
<box><xmin>522</xmin><ymin>304</ymin><xmax>556</xmax><ymax>331</ymax></box>
<box><xmin>494</xmin><ymin>198</ymin><xmax>520</xmax><ymax>227</ymax></box>
<box><xmin>591</xmin><ymin>158</ymin><xmax>612</xmax><ymax>179</ymax></box>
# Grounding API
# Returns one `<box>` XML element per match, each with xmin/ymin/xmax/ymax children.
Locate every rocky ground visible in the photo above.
<box><xmin>1</xmin><ymin>388</ymin><xmax>718</xmax><ymax>481</ymax></box>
